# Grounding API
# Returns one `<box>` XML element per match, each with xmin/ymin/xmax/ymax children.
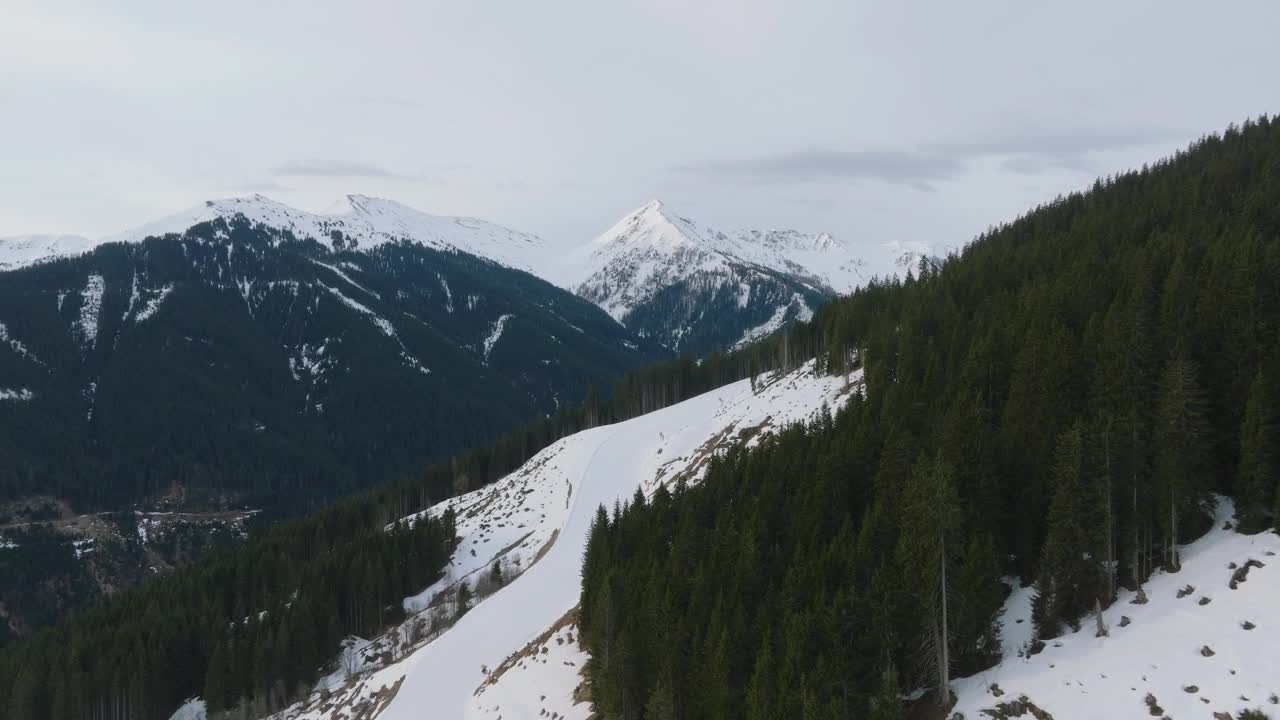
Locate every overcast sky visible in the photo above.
<box><xmin>3</xmin><ymin>1</ymin><xmax>1278</xmax><ymax>258</ymax></box>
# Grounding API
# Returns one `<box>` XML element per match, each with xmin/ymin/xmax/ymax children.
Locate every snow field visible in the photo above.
<box><xmin>953</xmin><ymin>499</ymin><xmax>1280</xmax><ymax>720</ymax></box>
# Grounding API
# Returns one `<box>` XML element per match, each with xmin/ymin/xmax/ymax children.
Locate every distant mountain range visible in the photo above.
<box><xmin>0</xmin><ymin>214</ymin><xmax>663</xmax><ymax>511</ymax></box>
<box><xmin>1</xmin><ymin>194</ymin><xmax>928</xmax><ymax>354</ymax></box>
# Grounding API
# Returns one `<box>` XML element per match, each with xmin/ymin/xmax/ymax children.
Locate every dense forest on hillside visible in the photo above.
<box><xmin>614</xmin><ymin>265</ymin><xmax>829</xmax><ymax>357</ymax></box>
<box><xmin>579</xmin><ymin>116</ymin><xmax>1280</xmax><ymax>719</ymax></box>
<box><xmin>0</xmin><ymin>314</ymin><xmax>800</xmax><ymax>718</ymax></box>
<box><xmin>0</xmin><ymin>218</ymin><xmax>664</xmax><ymax>513</ymax></box>
<box><xmin>0</xmin><ymin>493</ymin><xmax>458</xmax><ymax>720</ymax></box>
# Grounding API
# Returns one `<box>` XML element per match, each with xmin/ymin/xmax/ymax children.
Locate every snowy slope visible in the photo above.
<box><xmin>259</xmin><ymin>361</ymin><xmax>860</xmax><ymax>720</ymax></box>
<box><xmin>953</xmin><ymin>499</ymin><xmax>1280</xmax><ymax>720</ymax></box>
<box><xmin>0</xmin><ymin>234</ymin><xmax>96</xmax><ymax>271</ymax></box>
<box><xmin>546</xmin><ymin>199</ymin><xmax>865</xmax><ymax>322</ymax></box>
<box><xmin>1</xmin><ymin>195</ymin><xmax>547</xmax><ymax>274</ymax></box>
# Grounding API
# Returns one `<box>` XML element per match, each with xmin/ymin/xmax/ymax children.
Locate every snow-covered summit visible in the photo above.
<box><xmin>549</xmin><ymin>199</ymin><xmax>865</xmax><ymax>325</ymax></box>
<box><xmin>1</xmin><ymin>195</ymin><xmax>548</xmax><ymax>274</ymax></box>
<box><xmin>102</xmin><ymin>194</ymin><xmax>548</xmax><ymax>272</ymax></box>
<box><xmin>0</xmin><ymin>234</ymin><xmax>96</xmax><ymax>271</ymax></box>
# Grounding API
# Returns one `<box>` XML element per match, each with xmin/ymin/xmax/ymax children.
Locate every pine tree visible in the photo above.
<box><xmin>203</xmin><ymin>637</ymin><xmax>229</xmax><ymax>716</ymax></box>
<box><xmin>1235</xmin><ymin>371</ymin><xmax>1276</xmax><ymax>533</ymax></box>
<box><xmin>896</xmin><ymin>453</ymin><xmax>961</xmax><ymax>706</ymax></box>
<box><xmin>644</xmin><ymin>681</ymin><xmax>677</xmax><ymax>720</ymax></box>
<box><xmin>1152</xmin><ymin>354</ymin><xmax>1209</xmax><ymax>570</ymax></box>
<box><xmin>953</xmin><ymin>530</ymin><xmax>1002</xmax><ymax>663</ymax></box>
<box><xmin>1033</xmin><ymin>423</ymin><xmax>1107</xmax><ymax>637</ymax></box>
<box><xmin>745</xmin><ymin>638</ymin><xmax>777</xmax><ymax>720</ymax></box>
<box><xmin>869</xmin><ymin>663</ymin><xmax>904</xmax><ymax>720</ymax></box>
<box><xmin>455</xmin><ymin>580</ymin><xmax>472</xmax><ymax>617</ymax></box>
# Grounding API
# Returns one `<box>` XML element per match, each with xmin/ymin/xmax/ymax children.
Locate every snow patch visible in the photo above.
<box><xmin>313</xmin><ymin>259</ymin><xmax>380</xmax><ymax>300</ymax></box>
<box><xmin>76</xmin><ymin>274</ymin><xmax>105</xmax><ymax>346</ymax></box>
<box><xmin>0</xmin><ymin>322</ymin><xmax>44</xmax><ymax>366</ymax></box>
<box><xmin>322</xmin><ymin>282</ymin><xmax>396</xmax><ymax>337</ymax></box>
<box><xmin>482</xmin><ymin>314</ymin><xmax>514</xmax><ymax>364</ymax></box>
<box><xmin>0</xmin><ymin>388</ymin><xmax>34</xmax><ymax>402</ymax></box>
<box><xmin>167</xmin><ymin>698</ymin><xmax>206</xmax><ymax>720</ymax></box>
<box><xmin>953</xmin><ymin>498</ymin><xmax>1280</xmax><ymax>720</ymax></box>
<box><xmin>731</xmin><ymin>293</ymin><xmax>812</xmax><ymax>350</ymax></box>
<box><xmin>438</xmin><ymin>274</ymin><xmax>455</xmax><ymax>314</ymax></box>
<box><xmin>135</xmin><ymin>285</ymin><xmax>175</xmax><ymax>323</ymax></box>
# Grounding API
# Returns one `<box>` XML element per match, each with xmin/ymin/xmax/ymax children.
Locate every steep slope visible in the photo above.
<box><xmin>249</xmin><ymin>361</ymin><xmax>859</xmax><ymax>720</ymax></box>
<box><xmin>0</xmin><ymin>214</ymin><xmax>663</xmax><ymax>512</ymax></box>
<box><xmin>546</xmin><ymin>200</ymin><xmax>864</xmax><ymax>354</ymax></box>
<box><xmin>953</xmin><ymin>500</ymin><xmax>1280</xmax><ymax>720</ymax></box>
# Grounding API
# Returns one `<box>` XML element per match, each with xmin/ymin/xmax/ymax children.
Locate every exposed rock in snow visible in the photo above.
<box><xmin>952</xmin><ymin>498</ymin><xmax>1280</xmax><ymax>720</ymax></box>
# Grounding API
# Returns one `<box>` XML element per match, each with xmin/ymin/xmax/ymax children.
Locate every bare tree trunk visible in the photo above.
<box><xmin>938</xmin><ymin>532</ymin><xmax>951</xmax><ymax>707</ymax></box>
<box><xmin>1102</xmin><ymin>422</ymin><xmax>1115</xmax><ymax>602</ymax></box>
<box><xmin>1131</xmin><ymin>484</ymin><xmax>1139</xmax><ymax>587</ymax></box>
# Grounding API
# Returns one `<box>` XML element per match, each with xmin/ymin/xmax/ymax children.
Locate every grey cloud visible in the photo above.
<box><xmin>674</xmin><ymin>148</ymin><xmax>965</xmax><ymax>189</ymax></box>
<box><xmin>271</xmin><ymin>160</ymin><xmax>439</xmax><ymax>183</ymax></box>
<box><xmin>925</xmin><ymin>123</ymin><xmax>1185</xmax><ymax>175</ymax></box>
<box><xmin>347</xmin><ymin>94</ymin><xmax>423</xmax><ymax>110</ymax></box>
<box><xmin>678</xmin><ymin>122</ymin><xmax>1184</xmax><ymax>187</ymax></box>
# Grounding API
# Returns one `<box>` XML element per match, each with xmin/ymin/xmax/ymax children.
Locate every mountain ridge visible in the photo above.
<box><xmin>3</xmin><ymin>195</ymin><xmax>881</xmax><ymax>354</ymax></box>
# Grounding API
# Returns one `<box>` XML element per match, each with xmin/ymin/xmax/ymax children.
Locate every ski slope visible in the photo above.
<box><xmin>263</xmin><ymin>361</ymin><xmax>858</xmax><ymax>720</ymax></box>
<box><xmin>953</xmin><ymin>499</ymin><xmax>1280</xmax><ymax>720</ymax></box>
<box><xmin>388</xmin><ymin>362</ymin><xmax>857</xmax><ymax>720</ymax></box>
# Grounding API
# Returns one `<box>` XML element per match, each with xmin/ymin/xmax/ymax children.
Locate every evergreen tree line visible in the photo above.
<box><xmin>0</xmin><ymin>272</ymin><xmax>814</xmax><ymax>719</ymax></box>
<box><xmin>387</xmin><ymin>338</ymin><xmax>808</xmax><ymax>506</ymax></box>
<box><xmin>0</xmin><ymin>491</ymin><xmax>456</xmax><ymax>720</ymax></box>
<box><xmin>579</xmin><ymin>116</ymin><xmax>1280</xmax><ymax>719</ymax></box>
<box><xmin>0</xmin><ymin>215</ymin><xmax>666</xmax><ymax>514</ymax></box>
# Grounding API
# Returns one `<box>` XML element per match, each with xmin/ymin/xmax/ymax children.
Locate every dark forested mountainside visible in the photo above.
<box><xmin>615</xmin><ymin>266</ymin><xmax>828</xmax><ymax>356</ymax></box>
<box><xmin>578</xmin><ymin>116</ymin><xmax>1280</xmax><ymax>719</ymax></box>
<box><xmin>0</xmin><ymin>491</ymin><xmax>457</xmax><ymax>720</ymax></box>
<box><xmin>0</xmin><ymin>216</ymin><xmax>664</xmax><ymax>513</ymax></box>
<box><xmin>0</xmin><ymin>315</ymin><xmax>789</xmax><ymax>719</ymax></box>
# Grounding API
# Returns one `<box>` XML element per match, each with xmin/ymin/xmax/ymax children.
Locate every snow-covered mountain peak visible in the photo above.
<box><xmin>576</xmin><ymin>199</ymin><xmax>862</xmax><ymax>289</ymax></box>
<box><xmin>548</xmin><ymin>200</ymin><xmax>866</xmax><ymax>345</ymax></box>
<box><xmin>590</xmin><ymin>198</ymin><xmax>705</xmax><ymax>251</ymax></box>
<box><xmin>11</xmin><ymin>194</ymin><xmax>552</xmax><ymax>274</ymax></box>
<box><xmin>0</xmin><ymin>234</ymin><xmax>96</xmax><ymax>271</ymax></box>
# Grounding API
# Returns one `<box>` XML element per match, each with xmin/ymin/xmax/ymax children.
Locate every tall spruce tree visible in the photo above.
<box><xmin>1032</xmin><ymin>423</ymin><xmax>1107</xmax><ymax>637</ymax></box>
<box><xmin>1235</xmin><ymin>371</ymin><xmax>1276</xmax><ymax>532</ymax></box>
<box><xmin>1152</xmin><ymin>354</ymin><xmax>1210</xmax><ymax>570</ymax></box>
<box><xmin>895</xmin><ymin>452</ymin><xmax>961</xmax><ymax>706</ymax></box>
